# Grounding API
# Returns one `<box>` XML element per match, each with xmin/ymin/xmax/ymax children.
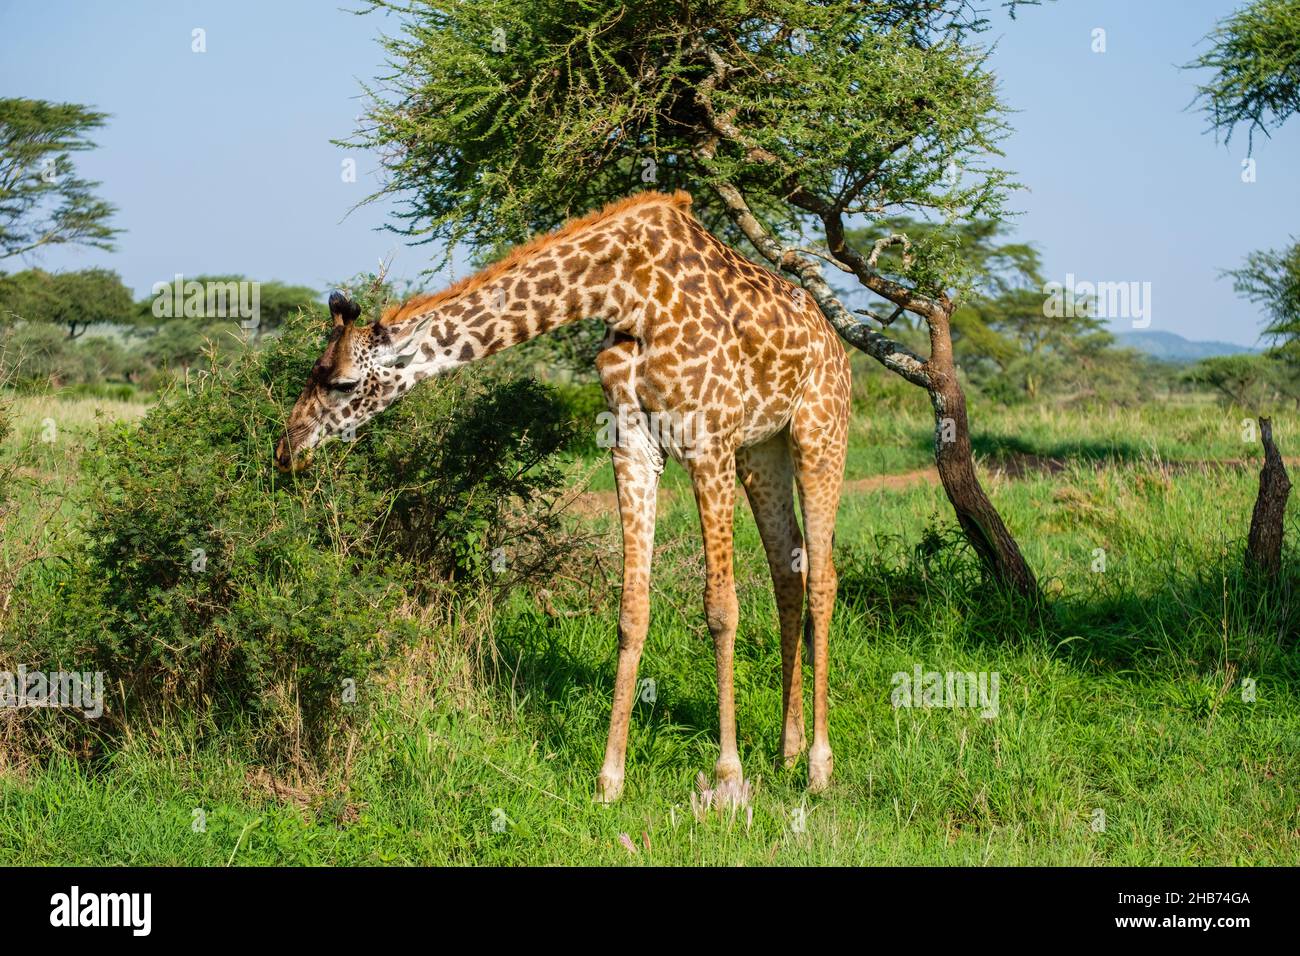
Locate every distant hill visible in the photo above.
<box><xmin>1114</xmin><ymin>330</ymin><xmax>1260</xmax><ymax>363</ymax></box>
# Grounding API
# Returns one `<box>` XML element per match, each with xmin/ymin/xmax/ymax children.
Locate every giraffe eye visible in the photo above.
<box><xmin>329</xmin><ymin>379</ymin><xmax>359</xmax><ymax>393</ymax></box>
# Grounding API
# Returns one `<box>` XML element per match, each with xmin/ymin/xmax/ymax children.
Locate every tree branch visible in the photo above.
<box><xmin>704</xmin><ymin>174</ymin><xmax>931</xmax><ymax>388</ymax></box>
<box><xmin>693</xmin><ymin>46</ymin><xmax>944</xmax><ymax>320</ymax></box>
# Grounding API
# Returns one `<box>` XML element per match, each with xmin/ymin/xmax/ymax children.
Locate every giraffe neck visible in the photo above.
<box><xmin>386</xmin><ymin>232</ymin><xmax>631</xmax><ymax>385</ymax></box>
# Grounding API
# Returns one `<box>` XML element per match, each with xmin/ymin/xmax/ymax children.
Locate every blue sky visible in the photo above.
<box><xmin>0</xmin><ymin>0</ymin><xmax>1295</xmax><ymax>347</ymax></box>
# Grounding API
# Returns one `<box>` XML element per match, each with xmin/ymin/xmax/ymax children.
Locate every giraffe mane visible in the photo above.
<box><xmin>380</xmin><ymin>190</ymin><xmax>693</xmax><ymax>325</ymax></box>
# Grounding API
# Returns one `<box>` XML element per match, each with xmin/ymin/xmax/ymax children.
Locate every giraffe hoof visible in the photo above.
<box><xmin>808</xmin><ymin>746</ymin><xmax>833</xmax><ymax>793</ymax></box>
<box><xmin>595</xmin><ymin>772</ymin><xmax>624</xmax><ymax>804</ymax></box>
<box><xmin>780</xmin><ymin>731</ymin><xmax>806</xmax><ymax>769</ymax></box>
<box><xmin>714</xmin><ymin>756</ymin><xmax>743</xmax><ymax>788</ymax></box>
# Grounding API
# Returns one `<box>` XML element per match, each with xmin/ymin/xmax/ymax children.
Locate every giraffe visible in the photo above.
<box><xmin>275</xmin><ymin>191</ymin><xmax>851</xmax><ymax>801</ymax></box>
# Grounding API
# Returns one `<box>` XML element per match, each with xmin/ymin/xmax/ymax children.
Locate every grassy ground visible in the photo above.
<box><xmin>1</xmin><ymin>391</ymin><xmax>1297</xmax><ymax>865</ymax></box>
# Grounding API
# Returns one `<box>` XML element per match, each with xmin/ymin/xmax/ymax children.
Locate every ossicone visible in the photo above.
<box><xmin>329</xmin><ymin>291</ymin><xmax>362</xmax><ymax>329</ymax></box>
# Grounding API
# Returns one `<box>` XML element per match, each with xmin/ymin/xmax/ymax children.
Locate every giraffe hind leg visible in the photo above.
<box><xmin>737</xmin><ymin>433</ymin><xmax>807</xmax><ymax>769</ymax></box>
<box><xmin>791</xmin><ymin>416</ymin><xmax>846</xmax><ymax>794</ymax></box>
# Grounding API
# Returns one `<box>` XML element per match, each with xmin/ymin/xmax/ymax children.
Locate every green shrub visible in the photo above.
<box><xmin>6</xmin><ymin>308</ymin><xmax>580</xmax><ymax>761</ymax></box>
<box><xmin>550</xmin><ymin>380</ymin><xmax>608</xmax><ymax>453</ymax></box>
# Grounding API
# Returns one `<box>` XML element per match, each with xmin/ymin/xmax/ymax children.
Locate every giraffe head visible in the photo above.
<box><xmin>274</xmin><ymin>291</ymin><xmax>427</xmax><ymax>471</ymax></box>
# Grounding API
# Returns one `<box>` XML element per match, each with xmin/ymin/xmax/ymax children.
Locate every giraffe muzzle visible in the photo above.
<box><xmin>273</xmin><ymin>435</ymin><xmax>311</xmax><ymax>473</ymax></box>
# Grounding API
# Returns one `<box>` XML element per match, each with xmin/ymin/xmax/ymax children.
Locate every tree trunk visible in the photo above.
<box><xmin>927</xmin><ymin>305</ymin><xmax>1038</xmax><ymax>597</ymax></box>
<box><xmin>1246</xmin><ymin>416</ymin><xmax>1291</xmax><ymax>576</ymax></box>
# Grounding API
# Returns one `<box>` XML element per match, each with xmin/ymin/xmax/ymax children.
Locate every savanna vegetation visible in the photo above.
<box><xmin>1</xmin><ymin>0</ymin><xmax>1298</xmax><ymax>865</ymax></box>
<box><xmin>2</xmin><ymin>344</ymin><xmax>1298</xmax><ymax>864</ymax></box>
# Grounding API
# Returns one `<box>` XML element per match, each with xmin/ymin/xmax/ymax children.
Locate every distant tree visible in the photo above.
<box><xmin>1188</xmin><ymin>0</ymin><xmax>1300</xmax><ymax>146</ymax></box>
<box><xmin>1188</xmin><ymin>1</ymin><xmax>1300</xmax><ymax>365</ymax></box>
<box><xmin>78</xmin><ymin>334</ymin><xmax>130</xmax><ymax>383</ymax></box>
<box><xmin>0</xmin><ymin>268</ymin><xmax>56</xmax><ymax>325</ymax></box>
<box><xmin>0</xmin><ymin>321</ymin><xmax>82</xmax><ymax>386</ymax></box>
<box><xmin>847</xmin><ymin>218</ymin><xmax>1105</xmax><ymax>399</ymax></box>
<box><xmin>254</xmin><ymin>281</ymin><xmax>325</xmax><ymax>336</ymax></box>
<box><xmin>140</xmin><ymin>319</ymin><xmax>242</xmax><ymax>375</ymax></box>
<box><xmin>1225</xmin><ymin>239</ymin><xmax>1300</xmax><ymax>369</ymax></box>
<box><xmin>1184</xmin><ymin>353</ymin><xmax>1296</xmax><ymax>408</ymax></box>
<box><xmin>141</xmin><ymin>274</ymin><xmax>323</xmax><ymax>338</ymax></box>
<box><xmin>0</xmin><ymin>267</ymin><xmax>134</xmax><ymax>338</ymax></box>
<box><xmin>0</xmin><ymin>98</ymin><xmax>120</xmax><ymax>260</ymax></box>
<box><xmin>1047</xmin><ymin>333</ymin><xmax>1160</xmax><ymax>407</ymax></box>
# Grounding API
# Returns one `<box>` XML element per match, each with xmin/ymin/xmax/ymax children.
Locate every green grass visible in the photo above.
<box><xmin>569</xmin><ymin>396</ymin><xmax>1287</xmax><ymax>494</ymax></box>
<box><xmin>1</xmin><ymin>391</ymin><xmax>1298</xmax><ymax>865</ymax></box>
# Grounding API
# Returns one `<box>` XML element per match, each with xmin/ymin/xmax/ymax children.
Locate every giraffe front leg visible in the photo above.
<box><xmin>690</xmin><ymin>452</ymin><xmax>743</xmax><ymax>790</ymax></box>
<box><xmin>595</xmin><ymin>445</ymin><xmax>659</xmax><ymax>804</ymax></box>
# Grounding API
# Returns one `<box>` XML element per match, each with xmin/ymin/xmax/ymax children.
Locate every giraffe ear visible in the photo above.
<box><xmin>329</xmin><ymin>291</ymin><xmax>362</xmax><ymax>330</ymax></box>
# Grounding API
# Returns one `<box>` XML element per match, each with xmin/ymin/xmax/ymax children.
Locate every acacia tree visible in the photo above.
<box><xmin>1227</xmin><ymin>240</ymin><xmax>1300</xmax><ymax>370</ymax></box>
<box><xmin>352</xmin><ymin>0</ymin><xmax>1041</xmax><ymax>594</ymax></box>
<box><xmin>1189</xmin><ymin>0</ymin><xmax>1300</xmax><ymax>147</ymax></box>
<box><xmin>0</xmin><ymin>98</ymin><xmax>120</xmax><ymax>260</ymax></box>
<box><xmin>0</xmin><ymin>267</ymin><xmax>133</xmax><ymax>338</ymax></box>
<box><xmin>134</xmin><ymin>275</ymin><xmax>324</xmax><ymax>340</ymax></box>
